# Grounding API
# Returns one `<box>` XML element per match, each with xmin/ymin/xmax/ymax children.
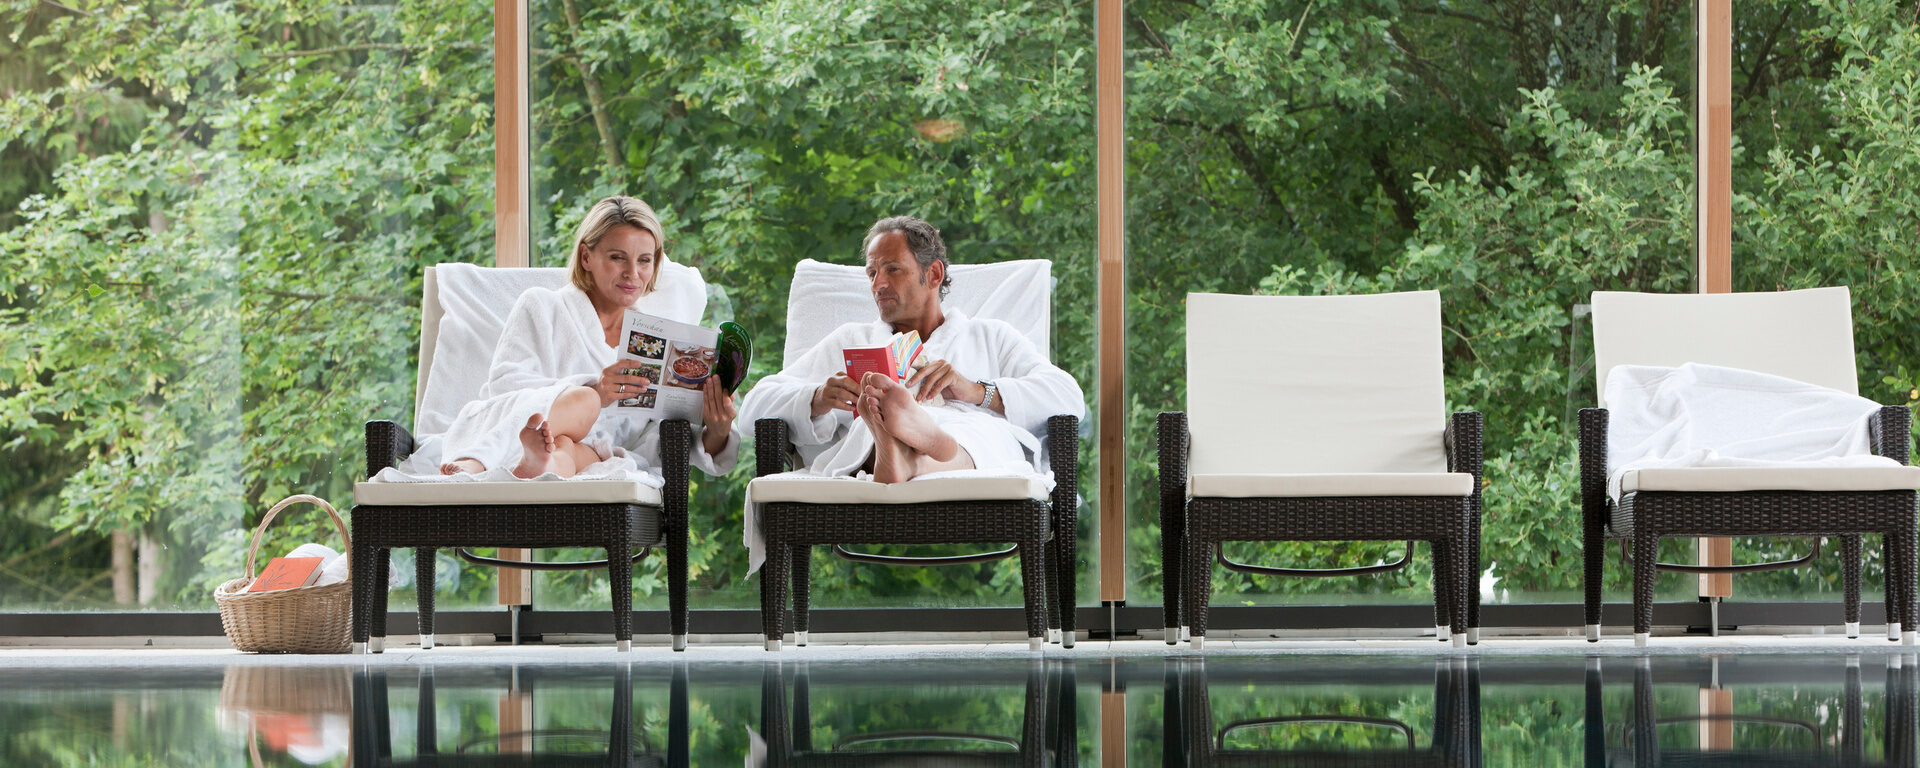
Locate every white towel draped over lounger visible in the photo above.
<box><xmin>1603</xmin><ymin>362</ymin><xmax>1908</xmax><ymax>500</ymax></box>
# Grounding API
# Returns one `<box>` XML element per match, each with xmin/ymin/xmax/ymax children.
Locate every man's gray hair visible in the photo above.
<box><xmin>862</xmin><ymin>215</ymin><xmax>951</xmax><ymax>300</ymax></box>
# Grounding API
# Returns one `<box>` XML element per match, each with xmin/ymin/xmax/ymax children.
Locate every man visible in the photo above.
<box><xmin>740</xmin><ymin>216</ymin><xmax>1085</xmax><ymax>483</ymax></box>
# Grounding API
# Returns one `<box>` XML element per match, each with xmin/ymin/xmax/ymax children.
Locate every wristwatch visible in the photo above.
<box><xmin>977</xmin><ymin>380</ymin><xmax>999</xmax><ymax>410</ymax></box>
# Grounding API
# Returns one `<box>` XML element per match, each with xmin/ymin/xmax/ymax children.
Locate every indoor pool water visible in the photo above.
<box><xmin>3</xmin><ymin>652</ymin><xmax>1915</xmax><ymax>766</ymax></box>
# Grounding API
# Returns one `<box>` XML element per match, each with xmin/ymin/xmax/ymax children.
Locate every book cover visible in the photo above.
<box><xmin>247</xmin><ymin>556</ymin><xmax>325</xmax><ymax>593</ymax></box>
<box><xmin>842</xmin><ymin>331</ymin><xmax>923</xmax><ymax>382</ymax></box>
<box><xmin>843</xmin><ymin>331</ymin><xmax>924</xmax><ymax>416</ymax></box>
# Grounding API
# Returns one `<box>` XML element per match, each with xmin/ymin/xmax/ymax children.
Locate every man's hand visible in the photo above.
<box><xmin>701</xmin><ymin>377</ymin><xmax>736</xmax><ymax>456</ymax></box>
<box><xmin>810</xmin><ymin>372</ymin><xmax>860</xmax><ymax>417</ymax></box>
<box><xmin>594</xmin><ymin>359</ymin><xmax>654</xmax><ymax>408</ymax></box>
<box><xmin>906</xmin><ymin>358</ymin><xmax>985</xmax><ymax>405</ymax></box>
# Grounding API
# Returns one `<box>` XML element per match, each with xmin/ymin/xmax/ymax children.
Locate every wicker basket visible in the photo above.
<box><xmin>214</xmin><ymin>494</ymin><xmax>353</xmax><ymax>653</ymax></box>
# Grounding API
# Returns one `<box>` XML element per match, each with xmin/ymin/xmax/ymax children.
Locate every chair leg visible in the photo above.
<box><xmin>371</xmin><ymin>548</ymin><xmax>391</xmax><ymax>653</ymax></box>
<box><xmin>1021</xmin><ymin>540</ymin><xmax>1049</xmax><ymax>650</ymax></box>
<box><xmin>790</xmin><ymin>545</ymin><xmax>811</xmax><ymax>646</ymax></box>
<box><xmin>1436</xmin><ymin>537</ymin><xmax>1443</xmax><ymax>637</ymax></box>
<box><xmin>1888</xmin><ymin>530</ymin><xmax>1905</xmax><ymax>642</ymax></box>
<box><xmin>1056</xmin><ymin>525</ymin><xmax>1077</xmax><ymax>649</ymax></box>
<box><xmin>1843</xmin><ymin>534</ymin><xmax>1862</xmax><ymax>638</ymax></box>
<box><xmin>610</xmin><ymin>532</ymin><xmax>633</xmax><ymax>652</ymax></box>
<box><xmin>414</xmin><ymin>548</ymin><xmax>436</xmax><ymax>650</ymax></box>
<box><xmin>760</xmin><ymin>537</ymin><xmax>789</xmax><ymax>651</ymax></box>
<box><xmin>1162</xmin><ymin>499</ymin><xmax>1184</xmax><ymax>645</ymax></box>
<box><xmin>669</xmin><ymin>515</ymin><xmax>688</xmax><ymax>652</ymax></box>
<box><xmin>1432</xmin><ymin>538</ymin><xmax>1453</xmax><ymax>642</ymax></box>
<box><xmin>1186</xmin><ymin>535</ymin><xmax>1213</xmax><ymax>649</ymax></box>
<box><xmin>1467</xmin><ymin>510</ymin><xmax>1482</xmax><ymax>645</ymax></box>
<box><xmin>1898</xmin><ymin>522</ymin><xmax>1919</xmax><ymax>645</ymax></box>
<box><xmin>1584</xmin><ymin>521</ymin><xmax>1605</xmax><ymax>643</ymax></box>
<box><xmin>1632</xmin><ymin>533</ymin><xmax>1658</xmax><ymax>646</ymax></box>
<box><xmin>351</xmin><ymin>542</ymin><xmax>376</xmax><ymax>654</ymax></box>
<box><xmin>1447</xmin><ymin>535</ymin><xmax>1469</xmax><ymax>647</ymax></box>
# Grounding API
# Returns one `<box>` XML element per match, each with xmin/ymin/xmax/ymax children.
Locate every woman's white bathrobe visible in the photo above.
<box><xmin>740</xmin><ymin>309</ymin><xmax>1086</xmax><ymax>477</ymax></box>
<box><xmin>428</xmin><ymin>284</ymin><xmax>738</xmax><ymax>479</ymax></box>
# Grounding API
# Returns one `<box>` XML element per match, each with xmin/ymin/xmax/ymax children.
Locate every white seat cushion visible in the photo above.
<box><xmin>354</xmin><ymin>479</ymin><xmax>664</xmax><ymax>506</ymax></box>
<box><xmin>749</xmin><ymin>474</ymin><xmax>1048</xmax><ymax>505</ymax></box>
<box><xmin>1189</xmin><ymin>472</ymin><xmax>1476</xmax><ymax>498</ymax></box>
<box><xmin>1619</xmin><ymin>466</ymin><xmax>1920</xmax><ymax>494</ymax></box>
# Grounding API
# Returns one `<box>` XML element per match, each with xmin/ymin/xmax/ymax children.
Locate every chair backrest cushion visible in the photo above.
<box><xmin>780</xmin><ymin>258</ymin><xmax>1052</xmax><ymax>366</ymax></box>
<box><xmin>414</xmin><ymin>261</ymin><xmax>707</xmax><ymax>434</ymax></box>
<box><xmin>1186</xmin><ymin>291</ymin><xmax>1450</xmax><ymax>476</ymax></box>
<box><xmin>1590</xmin><ymin>286</ymin><xmax>1856</xmax><ymax>408</ymax></box>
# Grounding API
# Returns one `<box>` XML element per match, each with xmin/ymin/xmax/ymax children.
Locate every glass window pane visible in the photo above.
<box><xmin>1125</xmin><ymin>1</ymin><xmax>1700</xmax><ymax>607</ymax></box>
<box><xmin>527</xmin><ymin>0</ymin><xmax>1098</xmax><ymax>609</ymax></box>
<box><xmin>0</xmin><ymin>0</ymin><xmax>494</xmax><ymax>612</ymax></box>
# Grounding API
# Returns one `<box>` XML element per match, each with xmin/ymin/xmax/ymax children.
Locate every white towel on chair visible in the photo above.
<box><xmin>1603</xmin><ymin>363</ymin><xmax>1901</xmax><ymax>500</ymax></box>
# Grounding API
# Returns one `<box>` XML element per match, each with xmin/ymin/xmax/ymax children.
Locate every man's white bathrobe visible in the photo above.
<box><xmin>427</xmin><ymin>284</ymin><xmax>738</xmax><ymax>479</ymax></box>
<box><xmin>742</xmin><ymin>309</ymin><xmax>1086</xmax><ymax>478</ymax></box>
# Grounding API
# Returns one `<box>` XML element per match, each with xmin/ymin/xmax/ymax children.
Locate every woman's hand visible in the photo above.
<box><xmin>593</xmin><ymin>359</ymin><xmax>653</xmax><ymax>407</ymax></box>
<box><xmin>701</xmin><ymin>377</ymin><xmax>737</xmax><ymax>456</ymax></box>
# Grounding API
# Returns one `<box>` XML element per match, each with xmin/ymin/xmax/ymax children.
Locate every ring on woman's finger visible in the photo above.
<box><xmin>618</xmin><ymin>384</ymin><xmax>626</xmax><ymax>393</ymax></box>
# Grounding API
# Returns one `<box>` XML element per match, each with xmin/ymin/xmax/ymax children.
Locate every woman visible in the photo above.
<box><xmin>438</xmin><ymin>195</ymin><xmax>737</xmax><ymax>478</ymax></box>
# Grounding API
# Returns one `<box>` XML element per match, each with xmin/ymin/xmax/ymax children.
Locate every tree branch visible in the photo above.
<box><xmin>557</xmin><ymin>0</ymin><xmax>624</xmax><ymax>172</ymax></box>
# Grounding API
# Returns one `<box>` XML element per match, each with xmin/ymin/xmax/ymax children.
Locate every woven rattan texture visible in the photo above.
<box><xmin>352</xmin><ymin>417</ymin><xmax>693</xmax><ymax>649</ymax></box>
<box><xmin>752</xmin><ymin>415</ymin><xmax>1081</xmax><ymax>645</ymax></box>
<box><xmin>1579</xmin><ymin>405</ymin><xmax>1920</xmax><ymax>640</ymax></box>
<box><xmin>1163</xmin><ymin>411</ymin><xmax>1484</xmax><ymax>641</ymax></box>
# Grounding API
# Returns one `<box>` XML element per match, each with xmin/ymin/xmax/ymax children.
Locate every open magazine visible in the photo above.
<box><xmin>614</xmin><ymin>311</ymin><xmax>721</xmax><ymax>424</ymax></box>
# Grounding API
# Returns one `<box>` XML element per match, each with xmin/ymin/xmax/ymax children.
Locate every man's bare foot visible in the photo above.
<box><xmin>864</xmin><ymin>373</ymin><xmax>957</xmax><ymax>461</ymax></box>
<box><xmin>512</xmin><ymin>414</ymin><xmax>556</xmax><ymax>478</ymax></box>
<box><xmin>862</xmin><ymin>393</ymin><xmax>913</xmax><ymax>483</ymax></box>
<box><xmin>440</xmin><ymin>458</ymin><xmax>485</xmax><ymax>475</ymax></box>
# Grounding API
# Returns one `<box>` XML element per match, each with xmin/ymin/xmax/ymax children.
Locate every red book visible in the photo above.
<box><xmin>247</xmin><ymin>556</ymin><xmax>325</xmax><ymax>593</ymax></box>
<box><xmin>843</xmin><ymin>331</ymin><xmax>924</xmax><ymax>415</ymax></box>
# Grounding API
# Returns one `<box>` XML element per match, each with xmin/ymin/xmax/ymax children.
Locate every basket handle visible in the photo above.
<box><xmin>243</xmin><ymin>494</ymin><xmax>351</xmax><ymax>580</ymax></box>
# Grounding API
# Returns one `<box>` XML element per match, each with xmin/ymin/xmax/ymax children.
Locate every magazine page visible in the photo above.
<box><xmin>615</xmin><ymin>310</ymin><xmax>721</xmax><ymax>425</ymax></box>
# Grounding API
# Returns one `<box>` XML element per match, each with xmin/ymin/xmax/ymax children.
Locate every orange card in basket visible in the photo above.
<box><xmin>247</xmin><ymin>556</ymin><xmax>326</xmax><ymax>593</ymax></box>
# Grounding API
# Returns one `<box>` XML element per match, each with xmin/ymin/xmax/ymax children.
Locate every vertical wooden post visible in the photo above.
<box><xmin>1698</xmin><ymin>687</ymin><xmax>1734</xmax><ymax>750</ymax></box>
<box><xmin>494</xmin><ymin>0</ymin><xmax>534</xmax><ymax>608</ymax></box>
<box><xmin>1096</xmin><ymin>0</ymin><xmax>1126</xmax><ymax>606</ymax></box>
<box><xmin>1696</xmin><ymin>0</ymin><xmax>1734</xmax><ymax>599</ymax></box>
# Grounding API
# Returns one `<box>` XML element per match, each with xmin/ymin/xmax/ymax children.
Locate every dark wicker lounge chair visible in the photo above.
<box><xmin>1161</xmin><ymin>291</ymin><xmax>1483</xmax><ymax>648</ymax></box>
<box><xmin>351</xmin><ymin>265</ymin><xmax>709</xmax><ymax>653</ymax></box>
<box><xmin>1581</xmin><ymin>288</ymin><xmax>1920</xmax><ymax>646</ymax></box>
<box><xmin>747</xmin><ymin>259</ymin><xmax>1080</xmax><ymax>651</ymax></box>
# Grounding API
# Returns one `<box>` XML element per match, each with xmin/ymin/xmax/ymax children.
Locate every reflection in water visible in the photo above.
<box><xmin>3</xmin><ymin>652</ymin><xmax>1920</xmax><ymax>766</ymax></box>
<box><xmin>754</xmin><ymin>660</ymin><xmax>1078</xmax><ymax>766</ymax></box>
<box><xmin>1167</xmin><ymin>657</ymin><xmax>1482</xmax><ymax>766</ymax></box>
<box><xmin>1586</xmin><ymin>655</ymin><xmax>1919</xmax><ymax>767</ymax></box>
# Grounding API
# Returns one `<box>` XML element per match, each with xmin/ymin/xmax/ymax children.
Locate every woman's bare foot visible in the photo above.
<box><xmin>861</xmin><ymin>394</ymin><xmax>913</xmax><ymax>483</ymax></box>
<box><xmin>439</xmin><ymin>458</ymin><xmax>485</xmax><ymax>475</ymax></box>
<box><xmin>512</xmin><ymin>414</ymin><xmax>556</xmax><ymax>478</ymax></box>
<box><xmin>865</xmin><ymin>374</ymin><xmax>958</xmax><ymax>462</ymax></box>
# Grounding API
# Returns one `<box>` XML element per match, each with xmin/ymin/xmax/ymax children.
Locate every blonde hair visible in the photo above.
<box><xmin>566</xmin><ymin>196</ymin><xmax>668</xmax><ymax>296</ymax></box>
